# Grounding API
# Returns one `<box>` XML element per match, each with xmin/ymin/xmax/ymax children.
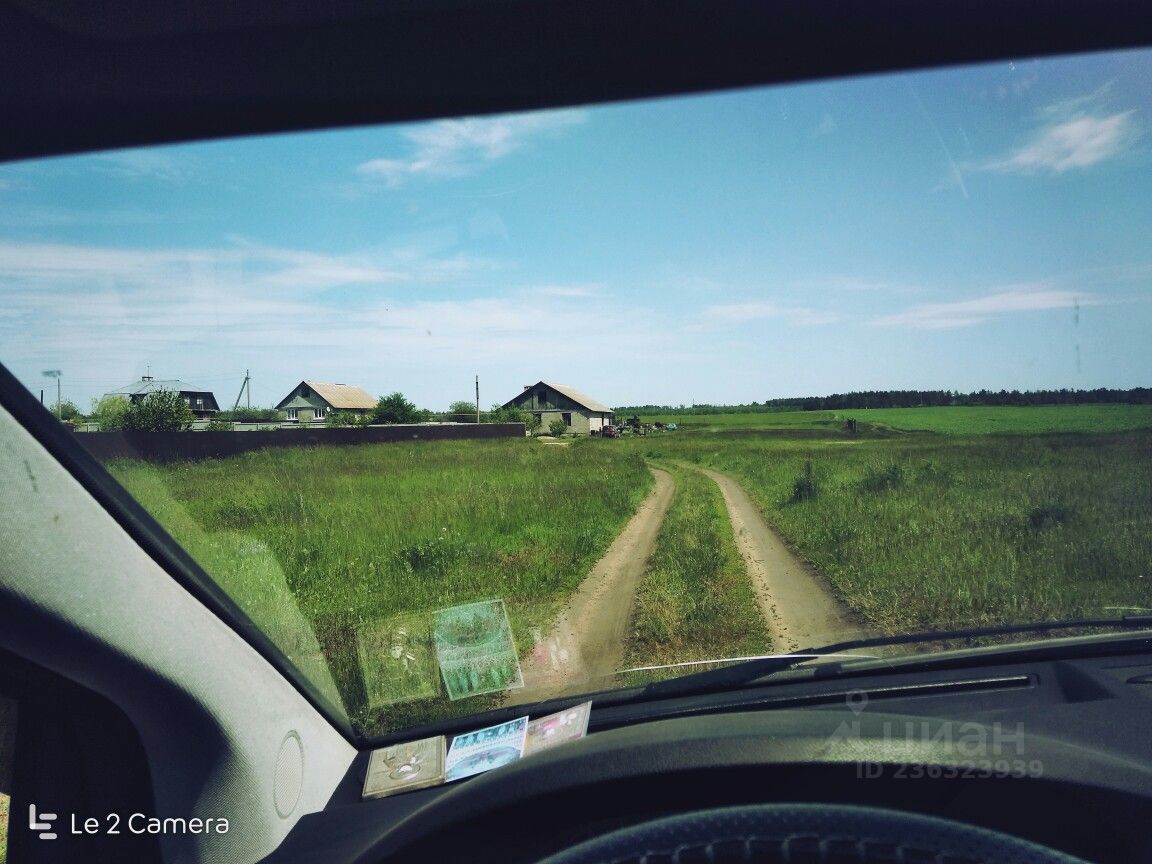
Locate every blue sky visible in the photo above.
<box><xmin>1</xmin><ymin>48</ymin><xmax>1149</xmax><ymax>412</ymax></box>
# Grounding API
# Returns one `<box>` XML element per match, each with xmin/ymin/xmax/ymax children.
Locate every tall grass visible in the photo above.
<box><xmin>107</xmin><ymin>439</ymin><xmax>652</xmax><ymax>735</ymax></box>
<box><xmin>634</xmin><ymin>432</ymin><xmax>1152</xmax><ymax>635</ymax></box>
<box><xmin>622</xmin><ymin>464</ymin><xmax>768</xmax><ymax>684</ymax></box>
<box><xmin>857</xmin><ymin>405</ymin><xmax>1152</xmax><ymax>435</ymax></box>
<box><xmin>643</xmin><ymin>404</ymin><xmax>1152</xmax><ymax>435</ymax></box>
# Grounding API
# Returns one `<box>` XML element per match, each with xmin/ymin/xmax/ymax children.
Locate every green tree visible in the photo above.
<box><xmin>326</xmin><ymin>411</ymin><xmax>373</xmax><ymax>427</ymax></box>
<box><xmin>218</xmin><ymin>407</ymin><xmax>283</xmax><ymax>422</ymax></box>
<box><xmin>486</xmin><ymin>404</ymin><xmax>534</xmax><ymax>427</ymax></box>
<box><xmin>56</xmin><ymin>400</ymin><xmax>82</xmax><ymax>422</ymax></box>
<box><xmin>90</xmin><ymin>395</ymin><xmax>129</xmax><ymax>431</ymax></box>
<box><xmin>121</xmin><ymin>390</ymin><xmax>195</xmax><ymax>432</ymax></box>
<box><xmin>373</xmin><ymin>392</ymin><xmax>421</xmax><ymax>424</ymax></box>
<box><xmin>325</xmin><ymin>411</ymin><xmax>356</xmax><ymax>427</ymax></box>
<box><xmin>448</xmin><ymin>400</ymin><xmax>478</xmax><ymax>422</ymax></box>
<box><xmin>548</xmin><ymin>417</ymin><xmax>568</xmax><ymax>436</ymax></box>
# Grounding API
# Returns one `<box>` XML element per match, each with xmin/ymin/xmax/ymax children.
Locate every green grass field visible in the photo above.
<box><xmin>632</xmin><ymin>431</ymin><xmax>1152</xmax><ymax>634</ymax></box>
<box><xmin>102</xmin><ymin>405</ymin><xmax>1152</xmax><ymax>735</ymax></box>
<box><xmin>621</xmin><ymin>464</ymin><xmax>768</xmax><ymax>684</ymax></box>
<box><xmin>645</xmin><ymin>410</ymin><xmax>841</xmax><ymax>432</ymax></box>
<box><xmin>856</xmin><ymin>405</ymin><xmax>1152</xmax><ymax>435</ymax></box>
<box><xmin>107</xmin><ymin>440</ymin><xmax>652</xmax><ymax>735</ymax></box>
<box><xmin>642</xmin><ymin>404</ymin><xmax>1152</xmax><ymax>435</ymax></box>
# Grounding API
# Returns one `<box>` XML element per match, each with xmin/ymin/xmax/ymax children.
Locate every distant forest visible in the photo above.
<box><xmin>616</xmin><ymin>387</ymin><xmax>1152</xmax><ymax>415</ymax></box>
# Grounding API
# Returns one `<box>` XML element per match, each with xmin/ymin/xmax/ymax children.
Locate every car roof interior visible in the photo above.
<box><xmin>4</xmin><ymin>0</ymin><xmax>1152</xmax><ymax>164</ymax></box>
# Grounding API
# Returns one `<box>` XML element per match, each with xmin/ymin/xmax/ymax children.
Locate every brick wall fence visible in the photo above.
<box><xmin>76</xmin><ymin>423</ymin><xmax>527</xmax><ymax>461</ymax></box>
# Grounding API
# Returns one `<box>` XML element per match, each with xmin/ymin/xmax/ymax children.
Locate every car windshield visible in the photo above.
<box><xmin>2</xmin><ymin>47</ymin><xmax>1150</xmax><ymax>742</ymax></box>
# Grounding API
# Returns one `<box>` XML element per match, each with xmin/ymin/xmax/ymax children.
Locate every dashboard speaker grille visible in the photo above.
<box><xmin>273</xmin><ymin>731</ymin><xmax>304</xmax><ymax>819</ymax></box>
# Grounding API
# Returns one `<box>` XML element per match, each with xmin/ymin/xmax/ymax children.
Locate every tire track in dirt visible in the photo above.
<box><xmin>517</xmin><ymin>466</ymin><xmax>676</xmax><ymax>701</ymax></box>
<box><xmin>686</xmin><ymin>464</ymin><xmax>867</xmax><ymax>652</ymax></box>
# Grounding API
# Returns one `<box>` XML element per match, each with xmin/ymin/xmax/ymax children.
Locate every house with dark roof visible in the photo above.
<box><xmin>501</xmin><ymin>381</ymin><xmax>615</xmax><ymax>435</ymax></box>
<box><xmin>104</xmin><ymin>375</ymin><xmax>220</xmax><ymax>418</ymax></box>
<box><xmin>275</xmin><ymin>381</ymin><xmax>377</xmax><ymax>423</ymax></box>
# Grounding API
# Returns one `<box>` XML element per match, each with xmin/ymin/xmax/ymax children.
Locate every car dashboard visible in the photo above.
<box><xmin>265</xmin><ymin>642</ymin><xmax>1152</xmax><ymax>863</ymax></box>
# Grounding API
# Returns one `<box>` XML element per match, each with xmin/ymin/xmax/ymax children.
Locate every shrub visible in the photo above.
<box><xmin>121</xmin><ymin>390</ymin><xmax>196</xmax><ymax>432</ymax></box>
<box><xmin>448</xmin><ymin>400</ymin><xmax>477</xmax><ymax>422</ymax></box>
<box><xmin>373</xmin><ymin>392</ymin><xmax>421</xmax><ymax>424</ymax></box>
<box><xmin>90</xmin><ymin>395</ymin><xmax>130</xmax><ymax>431</ymax></box>
<box><xmin>915</xmin><ymin>459</ymin><xmax>954</xmax><ymax>487</ymax></box>
<box><xmin>858</xmin><ymin>462</ymin><xmax>905</xmax><ymax>494</ymax></box>
<box><xmin>57</xmin><ymin>400</ymin><xmax>82</xmax><ymax>422</ymax></box>
<box><xmin>204</xmin><ymin>418</ymin><xmax>235</xmax><ymax>431</ymax></box>
<box><xmin>1028</xmin><ymin>503</ymin><xmax>1071</xmax><ymax>530</ymax></box>
<box><xmin>326</xmin><ymin>411</ymin><xmax>358</xmax><ymax>428</ymax></box>
<box><xmin>548</xmin><ymin>418</ymin><xmax>568</xmax><ymax>437</ymax></box>
<box><xmin>218</xmin><ymin>407</ymin><xmax>283</xmax><ymax>422</ymax></box>
<box><xmin>790</xmin><ymin>460</ymin><xmax>818</xmax><ymax>503</ymax></box>
<box><xmin>486</xmin><ymin>404</ymin><xmax>533</xmax><ymax>426</ymax></box>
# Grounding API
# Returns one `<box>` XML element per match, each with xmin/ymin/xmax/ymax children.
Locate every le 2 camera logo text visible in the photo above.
<box><xmin>29</xmin><ymin>804</ymin><xmax>230</xmax><ymax>838</ymax></box>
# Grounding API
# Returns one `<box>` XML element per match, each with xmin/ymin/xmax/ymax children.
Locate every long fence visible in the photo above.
<box><xmin>76</xmin><ymin>423</ymin><xmax>527</xmax><ymax>462</ymax></box>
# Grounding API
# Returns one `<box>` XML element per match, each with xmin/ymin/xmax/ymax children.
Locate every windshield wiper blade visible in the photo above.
<box><xmin>636</xmin><ymin>614</ymin><xmax>1152</xmax><ymax>698</ymax></box>
<box><xmin>619</xmin><ymin>652</ymin><xmax>879</xmax><ymax>676</ymax></box>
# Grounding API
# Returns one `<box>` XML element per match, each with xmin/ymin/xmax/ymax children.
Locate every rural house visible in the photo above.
<box><xmin>275</xmin><ymin>381</ymin><xmax>377</xmax><ymax>422</ymax></box>
<box><xmin>104</xmin><ymin>375</ymin><xmax>220</xmax><ymax>418</ymax></box>
<box><xmin>502</xmin><ymin>381</ymin><xmax>615</xmax><ymax>435</ymax></box>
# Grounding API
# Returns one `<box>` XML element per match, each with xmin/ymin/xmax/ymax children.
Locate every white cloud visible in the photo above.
<box><xmin>0</xmin><ymin>239</ymin><xmax>491</xmax><ymax>296</ymax></box>
<box><xmin>872</xmin><ymin>288</ymin><xmax>1105</xmax><ymax>330</ymax></box>
<box><xmin>0</xmin><ymin>207</ymin><xmax>176</xmax><ymax>228</ymax></box>
<box><xmin>795</xmin><ymin>277</ymin><xmax>923</xmax><ymax>295</ymax></box>
<box><xmin>705</xmin><ymin>301</ymin><xmax>785</xmax><ymax>321</ymax></box>
<box><xmin>0</xmin><ymin>241</ymin><xmax>227</xmax><ymax>285</ymax></box>
<box><xmin>220</xmin><ymin>240</ymin><xmax>412</xmax><ymax>290</ymax></box>
<box><xmin>356</xmin><ymin>109</ymin><xmax>587</xmax><ymax>187</ymax></box>
<box><xmin>0</xmin><ymin>236</ymin><xmax>683</xmax><ymax>410</ymax></box>
<box><xmin>811</xmin><ymin>113</ymin><xmax>837</xmax><ymax>138</ymax></box>
<box><xmin>528</xmin><ymin>285</ymin><xmax>601</xmax><ymax>298</ymax></box>
<box><xmin>981</xmin><ymin>110</ymin><xmax>1138</xmax><ymax>175</ymax></box>
<box><xmin>704</xmin><ymin>301</ymin><xmax>838</xmax><ymax>326</ymax></box>
<box><xmin>1039</xmin><ymin>81</ymin><xmax>1115</xmax><ymax>118</ymax></box>
<box><xmin>97</xmin><ymin>149</ymin><xmax>191</xmax><ymax>183</ymax></box>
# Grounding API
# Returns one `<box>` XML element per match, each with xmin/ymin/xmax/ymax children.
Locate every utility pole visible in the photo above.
<box><xmin>232</xmin><ymin>370</ymin><xmax>251</xmax><ymax>411</ymax></box>
<box><xmin>42</xmin><ymin>370</ymin><xmax>61</xmax><ymax>418</ymax></box>
<box><xmin>475</xmin><ymin>375</ymin><xmax>480</xmax><ymax>424</ymax></box>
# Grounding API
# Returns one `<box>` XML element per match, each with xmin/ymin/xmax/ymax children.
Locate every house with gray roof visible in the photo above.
<box><xmin>104</xmin><ymin>375</ymin><xmax>220</xmax><ymax>418</ymax></box>
<box><xmin>275</xmin><ymin>381</ymin><xmax>377</xmax><ymax>423</ymax></box>
<box><xmin>501</xmin><ymin>381</ymin><xmax>615</xmax><ymax>435</ymax></box>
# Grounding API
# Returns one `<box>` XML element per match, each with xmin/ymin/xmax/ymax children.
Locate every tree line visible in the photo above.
<box><xmin>617</xmin><ymin>387</ymin><xmax>1152</xmax><ymax>415</ymax></box>
<box><xmin>77</xmin><ymin>390</ymin><xmax>542</xmax><ymax>432</ymax></box>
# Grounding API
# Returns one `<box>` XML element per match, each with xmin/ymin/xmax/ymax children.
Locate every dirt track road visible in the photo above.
<box><xmin>691</xmin><ymin>465</ymin><xmax>866</xmax><ymax>652</ymax></box>
<box><xmin>518</xmin><ymin>466</ymin><xmax>675</xmax><ymax>701</ymax></box>
<box><xmin>516</xmin><ymin>460</ymin><xmax>864</xmax><ymax>705</ymax></box>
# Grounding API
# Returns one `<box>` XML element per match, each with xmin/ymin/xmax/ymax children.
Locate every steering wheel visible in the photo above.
<box><xmin>536</xmin><ymin>803</ymin><xmax>1089</xmax><ymax>864</ymax></box>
